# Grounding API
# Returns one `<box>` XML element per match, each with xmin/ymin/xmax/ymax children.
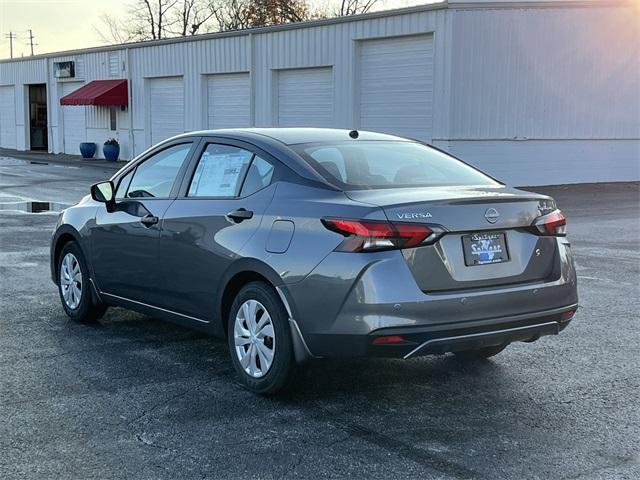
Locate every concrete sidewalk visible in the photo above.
<box><xmin>0</xmin><ymin>148</ymin><xmax>126</xmax><ymax>170</ymax></box>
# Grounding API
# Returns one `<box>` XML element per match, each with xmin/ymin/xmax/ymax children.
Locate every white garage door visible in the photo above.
<box><xmin>0</xmin><ymin>85</ymin><xmax>17</xmax><ymax>149</ymax></box>
<box><xmin>360</xmin><ymin>35</ymin><xmax>434</xmax><ymax>141</ymax></box>
<box><xmin>207</xmin><ymin>73</ymin><xmax>250</xmax><ymax>130</ymax></box>
<box><xmin>149</xmin><ymin>76</ymin><xmax>184</xmax><ymax>144</ymax></box>
<box><xmin>277</xmin><ymin>68</ymin><xmax>333</xmax><ymax>127</ymax></box>
<box><xmin>62</xmin><ymin>82</ymin><xmax>86</xmax><ymax>154</ymax></box>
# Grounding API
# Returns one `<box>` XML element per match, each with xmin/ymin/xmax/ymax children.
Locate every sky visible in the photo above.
<box><xmin>0</xmin><ymin>0</ymin><xmax>435</xmax><ymax>60</ymax></box>
<box><xmin>0</xmin><ymin>0</ymin><xmax>127</xmax><ymax>58</ymax></box>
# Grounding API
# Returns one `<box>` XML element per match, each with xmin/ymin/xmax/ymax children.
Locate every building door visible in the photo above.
<box><xmin>206</xmin><ymin>73</ymin><xmax>250</xmax><ymax>129</ymax></box>
<box><xmin>359</xmin><ymin>34</ymin><xmax>434</xmax><ymax>142</ymax></box>
<box><xmin>149</xmin><ymin>76</ymin><xmax>184</xmax><ymax>144</ymax></box>
<box><xmin>62</xmin><ymin>82</ymin><xmax>86</xmax><ymax>154</ymax></box>
<box><xmin>0</xmin><ymin>85</ymin><xmax>17</xmax><ymax>149</ymax></box>
<box><xmin>277</xmin><ymin>67</ymin><xmax>334</xmax><ymax>127</ymax></box>
<box><xmin>29</xmin><ymin>84</ymin><xmax>48</xmax><ymax>150</ymax></box>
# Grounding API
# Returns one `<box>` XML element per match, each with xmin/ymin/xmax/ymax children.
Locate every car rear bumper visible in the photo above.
<box><xmin>299</xmin><ymin>304</ymin><xmax>576</xmax><ymax>359</ymax></box>
<box><xmin>282</xmin><ymin>239</ymin><xmax>578</xmax><ymax>359</ymax></box>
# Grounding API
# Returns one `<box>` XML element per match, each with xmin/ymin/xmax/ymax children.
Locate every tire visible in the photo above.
<box><xmin>57</xmin><ymin>241</ymin><xmax>107</xmax><ymax>323</ymax></box>
<box><xmin>227</xmin><ymin>281</ymin><xmax>295</xmax><ymax>395</ymax></box>
<box><xmin>454</xmin><ymin>344</ymin><xmax>508</xmax><ymax>360</ymax></box>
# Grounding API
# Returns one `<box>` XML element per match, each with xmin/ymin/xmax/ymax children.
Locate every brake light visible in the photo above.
<box><xmin>321</xmin><ymin>218</ymin><xmax>442</xmax><ymax>252</ymax></box>
<box><xmin>532</xmin><ymin>210</ymin><xmax>567</xmax><ymax>236</ymax></box>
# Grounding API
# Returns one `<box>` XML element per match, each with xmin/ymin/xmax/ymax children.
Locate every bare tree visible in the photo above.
<box><xmin>137</xmin><ymin>0</ymin><xmax>179</xmax><ymax>39</ymax></box>
<box><xmin>169</xmin><ymin>0</ymin><xmax>217</xmax><ymax>36</ymax></box>
<box><xmin>95</xmin><ymin>0</ymin><xmax>319</xmax><ymax>44</ymax></box>
<box><xmin>337</xmin><ymin>0</ymin><xmax>382</xmax><ymax>16</ymax></box>
<box><xmin>210</xmin><ymin>0</ymin><xmax>253</xmax><ymax>31</ymax></box>
<box><xmin>94</xmin><ymin>13</ymin><xmax>140</xmax><ymax>44</ymax></box>
<box><xmin>95</xmin><ymin>0</ymin><xmax>179</xmax><ymax>43</ymax></box>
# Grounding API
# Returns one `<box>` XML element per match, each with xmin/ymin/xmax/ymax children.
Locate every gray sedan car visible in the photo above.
<box><xmin>51</xmin><ymin>128</ymin><xmax>578</xmax><ymax>394</ymax></box>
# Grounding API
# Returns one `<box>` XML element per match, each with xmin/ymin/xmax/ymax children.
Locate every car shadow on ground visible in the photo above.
<box><xmin>41</xmin><ymin>306</ymin><xmax>591</xmax><ymax>479</ymax></box>
<box><xmin>83</xmin><ymin>306</ymin><xmax>515</xmax><ymax>401</ymax></box>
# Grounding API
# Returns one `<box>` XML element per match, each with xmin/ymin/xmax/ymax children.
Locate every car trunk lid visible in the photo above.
<box><xmin>345</xmin><ymin>186</ymin><xmax>560</xmax><ymax>292</ymax></box>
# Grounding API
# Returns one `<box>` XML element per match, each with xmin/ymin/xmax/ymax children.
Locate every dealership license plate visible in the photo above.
<box><xmin>462</xmin><ymin>232</ymin><xmax>510</xmax><ymax>266</ymax></box>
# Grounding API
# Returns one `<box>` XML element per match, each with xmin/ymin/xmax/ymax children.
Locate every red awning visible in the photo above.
<box><xmin>60</xmin><ymin>79</ymin><xmax>128</xmax><ymax>106</ymax></box>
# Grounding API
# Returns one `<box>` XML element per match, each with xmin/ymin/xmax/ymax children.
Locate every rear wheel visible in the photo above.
<box><xmin>57</xmin><ymin>242</ymin><xmax>107</xmax><ymax>323</ymax></box>
<box><xmin>227</xmin><ymin>281</ymin><xmax>295</xmax><ymax>395</ymax></box>
<box><xmin>454</xmin><ymin>344</ymin><xmax>508</xmax><ymax>359</ymax></box>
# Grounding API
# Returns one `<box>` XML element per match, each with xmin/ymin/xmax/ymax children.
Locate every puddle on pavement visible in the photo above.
<box><xmin>0</xmin><ymin>201</ymin><xmax>69</xmax><ymax>213</ymax></box>
<box><xmin>0</xmin><ymin>156</ymin><xmax>31</xmax><ymax>166</ymax></box>
<box><xmin>1</xmin><ymin>157</ymin><xmax>77</xmax><ymax>169</ymax></box>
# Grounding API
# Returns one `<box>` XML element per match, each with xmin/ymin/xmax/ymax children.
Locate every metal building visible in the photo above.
<box><xmin>0</xmin><ymin>0</ymin><xmax>638</xmax><ymax>185</ymax></box>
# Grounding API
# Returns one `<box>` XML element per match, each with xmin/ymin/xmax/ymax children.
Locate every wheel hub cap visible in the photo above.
<box><xmin>233</xmin><ymin>299</ymin><xmax>275</xmax><ymax>378</ymax></box>
<box><xmin>60</xmin><ymin>252</ymin><xmax>82</xmax><ymax>310</ymax></box>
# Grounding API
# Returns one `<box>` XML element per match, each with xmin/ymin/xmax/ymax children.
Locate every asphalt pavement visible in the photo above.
<box><xmin>1</xmin><ymin>156</ymin><xmax>638</xmax><ymax>479</ymax></box>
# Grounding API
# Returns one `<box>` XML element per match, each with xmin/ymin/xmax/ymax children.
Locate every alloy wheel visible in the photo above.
<box><xmin>233</xmin><ymin>299</ymin><xmax>276</xmax><ymax>378</ymax></box>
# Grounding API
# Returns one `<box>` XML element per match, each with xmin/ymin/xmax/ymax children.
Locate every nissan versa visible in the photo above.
<box><xmin>51</xmin><ymin>128</ymin><xmax>578</xmax><ymax>393</ymax></box>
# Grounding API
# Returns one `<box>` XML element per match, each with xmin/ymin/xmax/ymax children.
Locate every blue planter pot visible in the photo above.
<box><xmin>103</xmin><ymin>143</ymin><xmax>120</xmax><ymax>162</ymax></box>
<box><xmin>79</xmin><ymin>142</ymin><xmax>96</xmax><ymax>159</ymax></box>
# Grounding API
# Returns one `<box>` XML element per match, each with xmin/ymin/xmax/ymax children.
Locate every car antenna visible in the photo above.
<box><xmin>349</xmin><ymin>129</ymin><xmax>359</xmax><ymax>139</ymax></box>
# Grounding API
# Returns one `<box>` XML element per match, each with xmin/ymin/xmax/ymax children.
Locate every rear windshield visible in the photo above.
<box><xmin>291</xmin><ymin>141</ymin><xmax>500</xmax><ymax>190</ymax></box>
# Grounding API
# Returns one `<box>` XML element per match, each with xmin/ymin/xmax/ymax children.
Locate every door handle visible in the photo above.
<box><xmin>226</xmin><ymin>208</ymin><xmax>253</xmax><ymax>223</ymax></box>
<box><xmin>140</xmin><ymin>214</ymin><xmax>159</xmax><ymax>227</ymax></box>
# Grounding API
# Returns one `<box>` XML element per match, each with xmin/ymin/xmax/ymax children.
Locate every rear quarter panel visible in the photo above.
<box><xmin>242</xmin><ymin>181</ymin><xmax>384</xmax><ymax>282</ymax></box>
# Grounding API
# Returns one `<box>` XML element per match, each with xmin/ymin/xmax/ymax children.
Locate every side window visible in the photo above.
<box><xmin>240</xmin><ymin>155</ymin><xmax>274</xmax><ymax>197</ymax></box>
<box><xmin>126</xmin><ymin>143</ymin><xmax>192</xmax><ymax>198</ymax></box>
<box><xmin>115</xmin><ymin>169</ymin><xmax>133</xmax><ymax>199</ymax></box>
<box><xmin>188</xmin><ymin>144</ymin><xmax>253</xmax><ymax>197</ymax></box>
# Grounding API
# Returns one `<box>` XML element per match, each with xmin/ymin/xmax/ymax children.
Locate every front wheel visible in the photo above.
<box><xmin>57</xmin><ymin>242</ymin><xmax>107</xmax><ymax>323</ymax></box>
<box><xmin>227</xmin><ymin>282</ymin><xmax>295</xmax><ymax>395</ymax></box>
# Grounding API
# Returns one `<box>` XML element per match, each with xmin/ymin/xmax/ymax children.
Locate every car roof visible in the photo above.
<box><xmin>178</xmin><ymin>127</ymin><xmax>409</xmax><ymax>145</ymax></box>
<box><xmin>148</xmin><ymin>128</ymin><xmax>413</xmax><ymax>189</ymax></box>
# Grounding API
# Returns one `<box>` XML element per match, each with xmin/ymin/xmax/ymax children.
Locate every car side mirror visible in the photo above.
<box><xmin>91</xmin><ymin>181</ymin><xmax>115</xmax><ymax>207</ymax></box>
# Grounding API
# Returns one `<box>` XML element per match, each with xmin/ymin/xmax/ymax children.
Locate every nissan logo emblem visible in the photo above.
<box><xmin>485</xmin><ymin>208</ymin><xmax>499</xmax><ymax>224</ymax></box>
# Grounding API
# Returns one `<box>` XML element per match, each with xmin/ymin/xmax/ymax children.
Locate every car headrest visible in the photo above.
<box><xmin>319</xmin><ymin>161</ymin><xmax>343</xmax><ymax>181</ymax></box>
<box><xmin>394</xmin><ymin>165</ymin><xmax>418</xmax><ymax>184</ymax></box>
<box><xmin>242</xmin><ymin>163</ymin><xmax>263</xmax><ymax>194</ymax></box>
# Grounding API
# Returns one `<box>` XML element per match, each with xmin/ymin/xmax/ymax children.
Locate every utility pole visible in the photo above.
<box><xmin>5</xmin><ymin>32</ymin><xmax>16</xmax><ymax>58</ymax></box>
<box><xmin>28</xmin><ymin>29</ymin><xmax>35</xmax><ymax>56</ymax></box>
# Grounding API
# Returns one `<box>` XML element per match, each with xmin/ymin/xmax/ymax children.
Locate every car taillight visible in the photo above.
<box><xmin>532</xmin><ymin>210</ymin><xmax>567</xmax><ymax>236</ymax></box>
<box><xmin>321</xmin><ymin>218</ymin><xmax>443</xmax><ymax>252</ymax></box>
